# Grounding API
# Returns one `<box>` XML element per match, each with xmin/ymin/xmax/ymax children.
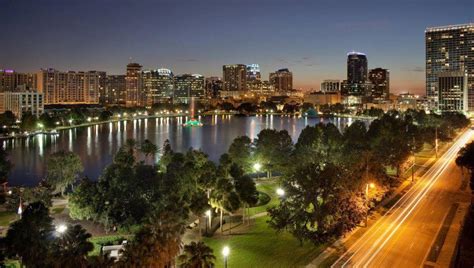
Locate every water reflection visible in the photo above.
<box><xmin>4</xmin><ymin>116</ymin><xmax>365</xmax><ymax>186</ymax></box>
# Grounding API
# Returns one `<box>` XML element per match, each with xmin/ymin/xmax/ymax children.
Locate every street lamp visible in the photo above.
<box><xmin>365</xmin><ymin>183</ymin><xmax>375</xmax><ymax>227</ymax></box>
<box><xmin>222</xmin><ymin>246</ymin><xmax>230</xmax><ymax>268</ymax></box>
<box><xmin>56</xmin><ymin>224</ymin><xmax>67</xmax><ymax>235</ymax></box>
<box><xmin>276</xmin><ymin>188</ymin><xmax>285</xmax><ymax>197</ymax></box>
<box><xmin>205</xmin><ymin>210</ymin><xmax>212</xmax><ymax>233</ymax></box>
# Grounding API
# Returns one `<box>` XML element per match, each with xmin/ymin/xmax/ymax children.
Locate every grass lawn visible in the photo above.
<box><xmin>248</xmin><ymin>179</ymin><xmax>280</xmax><ymax>216</ymax></box>
<box><xmin>0</xmin><ymin>211</ymin><xmax>16</xmax><ymax>226</ymax></box>
<box><xmin>51</xmin><ymin>205</ymin><xmax>66</xmax><ymax>215</ymax></box>
<box><xmin>204</xmin><ymin>216</ymin><xmax>325</xmax><ymax>267</ymax></box>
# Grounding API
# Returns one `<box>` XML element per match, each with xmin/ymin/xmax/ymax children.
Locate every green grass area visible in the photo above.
<box><xmin>51</xmin><ymin>205</ymin><xmax>66</xmax><ymax>215</ymax></box>
<box><xmin>0</xmin><ymin>211</ymin><xmax>16</xmax><ymax>226</ymax></box>
<box><xmin>248</xmin><ymin>180</ymin><xmax>280</xmax><ymax>216</ymax></box>
<box><xmin>204</xmin><ymin>216</ymin><xmax>325</xmax><ymax>268</ymax></box>
<box><xmin>88</xmin><ymin>235</ymin><xmax>129</xmax><ymax>256</ymax></box>
<box><xmin>4</xmin><ymin>260</ymin><xmax>20</xmax><ymax>268</ymax></box>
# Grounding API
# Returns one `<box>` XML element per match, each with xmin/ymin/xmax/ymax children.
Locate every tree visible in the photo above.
<box><xmin>178</xmin><ymin>241</ymin><xmax>216</xmax><ymax>268</ymax></box>
<box><xmin>68</xmin><ymin>178</ymin><xmax>100</xmax><ymax>221</ymax></box>
<box><xmin>254</xmin><ymin>129</ymin><xmax>293</xmax><ymax>178</ymax></box>
<box><xmin>0</xmin><ymin>111</ymin><xmax>16</xmax><ymax>127</ymax></box>
<box><xmin>19</xmin><ymin>112</ymin><xmax>37</xmax><ymax>131</ymax></box>
<box><xmin>456</xmin><ymin>142</ymin><xmax>474</xmax><ymax>191</ymax></box>
<box><xmin>49</xmin><ymin>224</ymin><xmax>94</xmax><ymax>267</ymax></box>
<box><xmin>0</xmin><ymin>143</ymin><xmax>12</xmax><ymax>202</ymax></box>
<box><xmin>230</xmin><ymin>164</ymin><xmax>258</xmax><ymax>223</ymax></box>
<box><xmin>228</xmin><ymin>135</ymin><xmax>253</xmax><ymax>173</ymax></box>
<box><xmin>268</xmin><ymin>163</ymin><xmax>365</xmax><ymax>245</ymax></box>
<box><xmin>4</xmin><ymin>202</ymin><xmax>54</xmax><ymax>267</ymax></box>
<box><xmin>39</xmin><ymin>113</ymin><xmax>56</xmax><ymax>129</ymax></box>
<box><xmin>122</xmin><ymin>212</ymin><xmax>185</xmax><ymax>267</ymax></box>
<box><xmin>99</xmin><ymin>110</ymin><xmax>113</xmax><ymax>121</ymax></box>
<box><xmin>210</xmin><ymin>177</ymin><xmax>241</xmax><ymax>233</ymax></box>
<box><xmin>46</xmin><ymin>151</ymin><xmax>84</xmax><ymax>195</ymax></box>
<box><xmin>140</xmin><ymin>139</ymin><xmax>158</xmax><ymax>165</ymax></box>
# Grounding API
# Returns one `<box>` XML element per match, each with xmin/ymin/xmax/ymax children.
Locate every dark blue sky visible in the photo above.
<box><xmin>1</xmin><ymin>0</ymin><xmax>473</xmax><ymax>94</ymax></box>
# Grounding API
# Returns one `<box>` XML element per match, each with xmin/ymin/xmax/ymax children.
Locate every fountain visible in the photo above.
<box><xmin>182</xmin><ymin>97</ymin><xmax>203</xmax><ymax>127</ymax></box>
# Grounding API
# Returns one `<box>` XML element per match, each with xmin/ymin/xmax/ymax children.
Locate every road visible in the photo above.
<box><xmin>332</xmin><ymin>129</ymin><xmax>473</xmax><ymax>268</ymax></box>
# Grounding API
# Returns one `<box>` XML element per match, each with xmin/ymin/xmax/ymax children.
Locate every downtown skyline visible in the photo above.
<box><xmin>1</xmin><ymin>0</ymin><xmax>473</xmax><ymax>94</ymax></box>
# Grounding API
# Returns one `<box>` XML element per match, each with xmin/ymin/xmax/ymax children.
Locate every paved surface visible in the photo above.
<box><xmin>331</xmin><ymin>129</ymin><xmax>473</xmax><ymax>268</ymax></box>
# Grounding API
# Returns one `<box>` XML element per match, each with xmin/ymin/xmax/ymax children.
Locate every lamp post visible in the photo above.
<box><xmin>253</xmin><ymin>163</ymin><xmax>261</xmax><ymax>179</ymax></box>
<box><xmin>56</xmin><ymin>224</ymin><xmax>67</xmax><ymax>235</ymax></box>
<box><xmin>365</xmin><ymin>183</ymin><xmax>375</xmax><ymax>227</ymax></box>
<box><xmin>222</xmin><ymin>246</ymin><xmax>230</xmax><ymax>268</ymax></box>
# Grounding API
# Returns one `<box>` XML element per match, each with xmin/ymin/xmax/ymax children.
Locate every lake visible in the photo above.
<box><xmin>3</xmin><ymin>115</ymin><xmax>359</xmax><ymax>186</ymax></box>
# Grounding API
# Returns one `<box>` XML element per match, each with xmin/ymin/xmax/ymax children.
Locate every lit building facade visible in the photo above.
<box><xmin>368</xmin><ymin>68</ymin><xmax>390</xmax><ymax>100</ymax></box>
<box><xmin>0</xmin><ymin>70</ymin><xmax>37</xmax><ymax>92</ymax></box>
<box><xmin>223</xmin><ymin>64</ymin><xmax>247</xmax><ymax>91</ymax></box>
<box><xmin>142</xmin><ymin>68</ymin><xmax>174</xmax><ymax>106</ymax></box>
<box><xmin>438</xmin><ymin>71</ymin><xmax>468</xmax><ymax>112</ymax></box>
<box><xmin>125</xmin><ymin>63</ymin><xmax>143</xmax><ymax>107</ymax></box>
<box><xmin>320</xmin><ymin>80</ymin><xmax>341</xmax><ymax>93</ymax></box>
<box><xmin>36</xmin><ymin>69</ymin><xmax>105</xmax><ymax>104</ymax></box>
<box><xmin>342</xmin><ymin>52</ymin><xmax>370</xmax><ymax>97</ymax></box>
<box><xmin>206</xmin><ymin>77</ymin><xmax>223</xmax><ymax>98</ymax></box>
<box><xmin>426</xmin><ymin>23</ymin><xmax>474</xmax><ymax>111</ymax></box>
<box><xmin>104</xmin><ymin>75</ymin><xmax>126</xmax><ymax>106</ymax></box>
<box><xmin>0</xmin><ymin>91</ymin><xmax>44</xmax><ymax>119</ymax></box>
<box><xmin>269</xmin><ymin>68</ymin><xmax>293</xmax><ymax>91</ymax></box>
<box><xmin>174</xmin><ymin>74</ymin><xmax>205</xmax><ymax>102</ymax></box>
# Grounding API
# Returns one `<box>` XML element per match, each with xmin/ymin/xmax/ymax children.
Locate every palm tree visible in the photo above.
<box><xmin>141</xmin><ymin>139</ymin><xmax>158</xmax><ymax>165</ymax></box>
<box><xmin>178</xmin><ymin>242</ymin><xmax>216</xmax><ymax>268</ymax></box>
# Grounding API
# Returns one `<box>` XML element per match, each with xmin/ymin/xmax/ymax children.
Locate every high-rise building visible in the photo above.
<box><xmin>104</xmin><ymin>75</ymin><xmax>126</xmax><ymax>106</ymax></box>
<box><xmin>125</xmin><ymin>63</ymin><xmax>143</xmax><ymax>107</ymax></box>
<box><xmin>320</xmin><ymin>80</ymin><xmax>341</xmax><ymax>93</ymax></box>
<box><xmin>269</xmin><ymin>68</ymin><xmax>293</xmax><ymax>91</ymax></box>
<box><xmin>438</xmin><ymin>71</ymin><xmax>468</xmax><ymax>112</ymax></box>
<box><xmin>368</xmin><ymin>68</ymin><xmax>390</xmax><ymax>100</ymax></box>
<box><xmin>0</xmin><ymin>70</ymin><xmax>37</xmax><ymax>92</ymax></box>
<box><xmin>0</xmin><ymin>91</ymin><xmax>44</xmax><ymax>119</ymax></box>
<box><xmin>174</xmin><ymin>74</ymin><xmax>205</xmax><ymax>102</ymax></box>
<box><xmin>246</xmin><ymin>64</ymin><xmax>261</xmax><ymax>81</ymax></box>
<box><xmin>223</xmin><ymin>64</ymin><xmax>247</xmax><ymax>91</ymax></box>
<box><xmin>426</xmin><ymin>23</ymin><xmax>474</xmax><ymax>111</ymax></box>
<box><xmin>205</xmin><ymin>77</ymin><xmax>223</xmax><ymax>98</ymax></box>
<box><xmin>342</xmin><ymin>52</ymin><xmax>370</xmax><ymax>96</ymax></box>
<box><xmin>142</xmin><ymin>68</ymin><xmax>174</xmax><ymax>106</ymax></box>
<box><xmin>36</xmin><ymin>68</ymin><xmax>105</xmax><ymax>104</ymax></box>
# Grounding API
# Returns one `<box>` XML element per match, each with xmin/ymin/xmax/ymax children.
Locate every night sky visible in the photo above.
<box><xmin>1</xmin><ymin>0</ymin><xmax>473</xmax><ymax>94</ymax></box>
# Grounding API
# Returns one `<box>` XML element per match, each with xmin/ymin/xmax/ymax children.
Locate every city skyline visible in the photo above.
<box><xmin>1</xmin><ymin>0</ymin><xmax>473</xmax><ymax>95</ymax></box>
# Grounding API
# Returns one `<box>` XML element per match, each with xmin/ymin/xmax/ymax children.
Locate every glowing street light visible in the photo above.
<box><xmin>56</xmin><ymin>224</ymin><xmax>67</xmax><ymax>235</ymax></box>
<box><xmin>253</xmin><ymin>163</ymin><xmax>262</xmax><ymax>172</ymax></box>
<box><xmin>205</xmin><ymin>209</ymin><xmax>212</xmax><ymax>231</ymax></box>
<box><xmin>222</xmin><ymin>246</ymin><xmax>230</xmax><ymax>268</ymax></box>
<box><xmin>365</xmin><ymin>183</ymin><xmax>376</xmax><ymax>227</ymax></box>
<box><xmin>276</xmin><ymin>188</ymin><xmax>285</xmax><ymax>197</ymax></box>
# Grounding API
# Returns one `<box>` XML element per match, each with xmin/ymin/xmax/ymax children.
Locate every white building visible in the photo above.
<box><xmin>0</xmin><ymin>91</ymin><xmax>44</xmax><ymax>119</ymax></box>
<box><xmin>320</xmin><ymin>80</ymin><xmax>341</xmax><ymax>93</ymax></box>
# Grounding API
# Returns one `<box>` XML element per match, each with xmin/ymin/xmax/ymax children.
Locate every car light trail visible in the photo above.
<box><xmin>333</xmin><ymin>129</ymin><xmax>473</xmax><ymax>268</ymax></box>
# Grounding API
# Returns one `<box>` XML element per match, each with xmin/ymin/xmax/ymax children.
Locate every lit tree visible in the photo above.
<box><xmin>46</xmin><ymin>151</ymin><xmax>84</xmax><ymax>196</ymax></box>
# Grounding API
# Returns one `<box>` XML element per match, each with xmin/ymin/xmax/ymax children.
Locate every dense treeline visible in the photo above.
<box><xmin>0</xmin><ymin>110</ymin><xmax>469</xmax><ymax>266</ymax></box>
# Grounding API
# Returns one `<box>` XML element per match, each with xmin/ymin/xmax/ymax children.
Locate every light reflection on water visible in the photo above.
<box><xmin>4</xmin><ymin>115</ymin><xmax>363</xmax><ymax>186</ymax></box>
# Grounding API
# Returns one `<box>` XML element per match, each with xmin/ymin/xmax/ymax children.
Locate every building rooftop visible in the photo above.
<box><xmin>425</xmin><ymin>23</ymin><xmax>474</xmax><ymax>32</ymax></box>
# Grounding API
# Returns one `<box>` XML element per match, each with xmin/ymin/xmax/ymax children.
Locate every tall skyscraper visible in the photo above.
<box><xmin>426</xmin><ymin>23</ymin><xmax>474</xmax><ymax>111</ymax></box>
<box><xmin>368</xmin><ymin>68</ymin><xmax>390</xmax><ymax>100</ymax></box>
<box><xmin>269</xmin><ymin>68</ymin><xmax>293</xmax><ymax>91</ymax></box>
<box><xmin>205</xmin><ymin>77</ymin><xmax>223</xmax><ymax>98</ymax></box>
<box><xmin>438</xmin><ymin>71</ymin><xmax>468</xmax><ymax>112</ymax></box>
<box><xmin>342</xmin><ymin>52</ymin><xmax>370</xmax><ymax>96</ymax></box>
<box><xmin>125</xmin><ymin>63</ymin><xmax>143</xmax><ymax>107</ymax></box>
<box><xmin>223</xmin><ymin>64</ymin><xmax>247</xmax><ymax>91</ymax></box>
<box><xmin>36</xmin><ymin>68</ymin><xmax>105</xmax><ymax>104</ymax></box>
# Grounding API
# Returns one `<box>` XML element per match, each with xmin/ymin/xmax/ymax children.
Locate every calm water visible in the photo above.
<box><xmin>4</xmin><ymin>115</ymin><xmax>358</xmax><ymax>186</ymax></box>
